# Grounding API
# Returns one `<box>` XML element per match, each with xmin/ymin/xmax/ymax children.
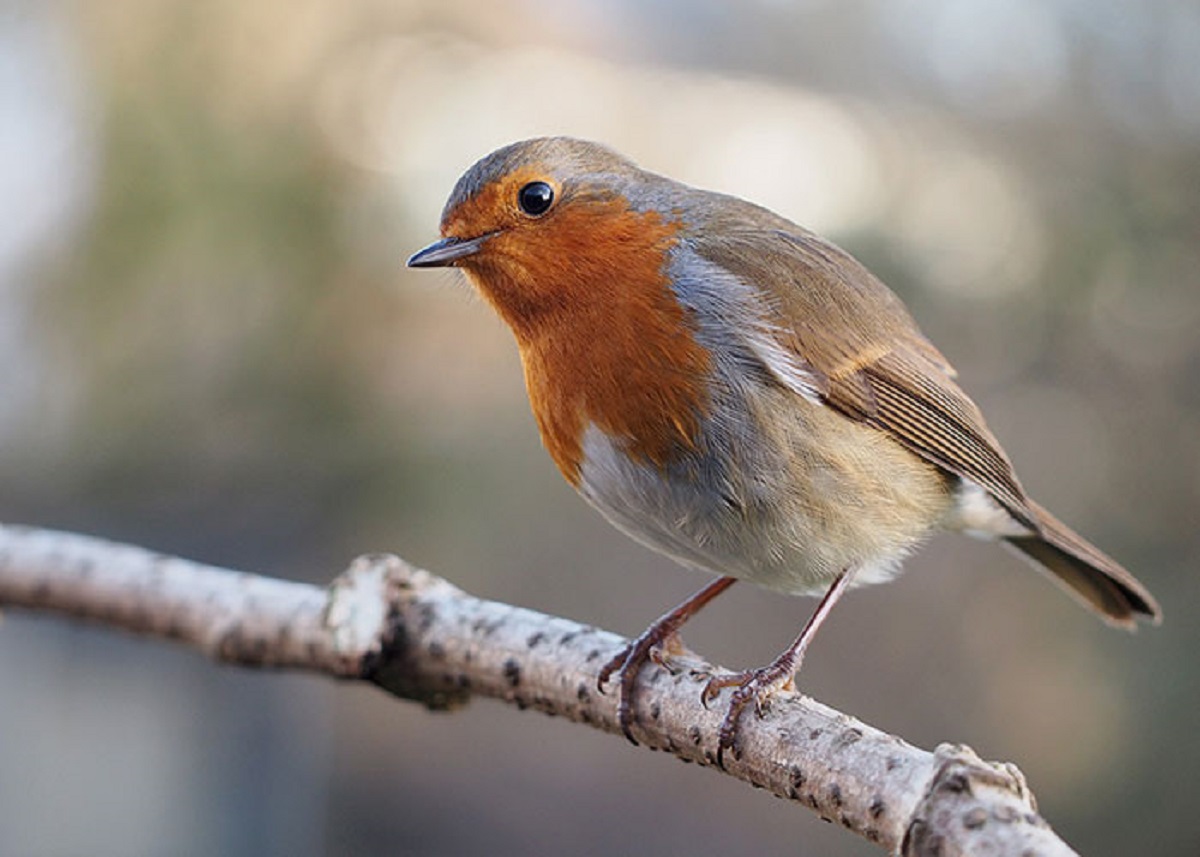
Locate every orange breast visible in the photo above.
<box><xmin>464</xmin><ymin>201</ymin><xmax>712</xmax><ymax>485</ymax></box>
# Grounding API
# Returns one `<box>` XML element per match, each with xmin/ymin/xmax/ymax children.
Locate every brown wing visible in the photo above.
<box><xmin>694</xmin><ymin>225</ymin><xmax>1037</xmax><ymax>530</ymax></box>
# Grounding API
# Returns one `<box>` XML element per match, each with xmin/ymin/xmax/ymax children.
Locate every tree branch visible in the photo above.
<box><xmin>0</xmin><ymin>522</ymin><xmax>1076</xmax><ymax>856</ymax></box>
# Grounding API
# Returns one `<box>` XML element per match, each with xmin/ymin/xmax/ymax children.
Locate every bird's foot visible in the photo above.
<box><xmin>598</xmin><ymin>627</ymin><xmax>686</xmax><ymax>744</ymax></box>
<box><xmin>702</xmin><ymin>659</ymin><xmax>799</xmax><ymax>768</ymax></box>
<box><xmin>596</xmin><ymin>577</ymin><xmax>738</xmax><ymax>745</ymax></box>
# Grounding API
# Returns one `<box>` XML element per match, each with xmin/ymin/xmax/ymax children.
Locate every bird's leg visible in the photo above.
<box><xmin>703</xmin><ymin>566</ymin><xmax>858</xmax><ymax>767</ymax></box>
<box><xmin>598</xmin><ymin>576</ymin><xmax>737</xmax><ymax>743</ymax></box>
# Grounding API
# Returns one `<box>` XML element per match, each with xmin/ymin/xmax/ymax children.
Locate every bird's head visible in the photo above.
<box><xmin>407</xmin><ymin>137</ymin><xmax>684</xmax><ymax>339</ymax></box>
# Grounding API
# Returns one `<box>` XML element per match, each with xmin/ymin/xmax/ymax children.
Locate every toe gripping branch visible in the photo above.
<box><xmin>597</xmin><ymin>576</ymin><xmax>737</xmax><ymax>743</ymax></box>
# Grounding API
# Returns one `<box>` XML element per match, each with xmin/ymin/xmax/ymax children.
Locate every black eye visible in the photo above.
<box><xmin>518</xmin><ymin>181</ymin><xmax>554</xmax><ymax>216</ymax></box>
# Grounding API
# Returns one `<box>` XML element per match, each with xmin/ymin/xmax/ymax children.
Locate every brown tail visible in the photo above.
<box><xmin>1003</xmin><ymin>500</ymin><xmax>1161</xmax><ymax>630</ymax></box>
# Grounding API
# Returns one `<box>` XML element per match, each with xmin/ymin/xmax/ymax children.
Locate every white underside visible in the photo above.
<box><xmin>944</xmin><ymin>480</ymin><xmax>1032</xmax><ymax>540</ymax></box>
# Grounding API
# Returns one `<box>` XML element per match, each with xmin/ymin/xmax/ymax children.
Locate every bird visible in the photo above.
<box><xmin>407</xmin><ymin>136</ymin><xmax>1161</xmax><ymax>762</ymax></box>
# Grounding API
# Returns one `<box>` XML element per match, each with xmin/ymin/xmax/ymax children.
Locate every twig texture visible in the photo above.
<box><xmin>0</xmin><ymin>523</ymin><xmax>1077</xmax><ymax>855</ymax></box>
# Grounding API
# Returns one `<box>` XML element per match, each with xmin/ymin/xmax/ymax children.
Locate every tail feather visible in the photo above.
<box><xmin>1003</xmin><ymin>500</ymin><xmax>1161</xmax><ymax>630</ymax></box>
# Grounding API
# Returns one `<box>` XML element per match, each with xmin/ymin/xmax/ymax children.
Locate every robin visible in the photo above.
<box><xmin>407</xmin><ymin>137</ymin><xmax>1161</xmax><ymax>762</ymax></box>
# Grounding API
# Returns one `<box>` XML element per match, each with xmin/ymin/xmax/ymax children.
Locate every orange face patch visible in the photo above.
<box><xmin>450</xmin><ymin>185</ymin><xmax>711</xmax><ymax>485</ymax></box>
<box><xmin>441</xmin><ymin>166</ymin><xmax>559</xmax><ymax>244</ymax></box>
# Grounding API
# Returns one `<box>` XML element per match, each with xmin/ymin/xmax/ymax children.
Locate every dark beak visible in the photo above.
<box><xmin>406</xmin><ymin>234</ymin><xmax>491</xmax><ymax>268</ymax></box>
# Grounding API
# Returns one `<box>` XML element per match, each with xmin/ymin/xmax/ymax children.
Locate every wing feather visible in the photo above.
<box><xmin>694</xmin><ymin>225</ymin><xmax>1036</xmax><ymax>529</ymax></box>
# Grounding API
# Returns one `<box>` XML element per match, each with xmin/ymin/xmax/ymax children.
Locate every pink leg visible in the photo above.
<box><xmin>704</xmin><ymin>566</ymin><xmax>858</xmax><ymax>766</ymax></box>
<box><xmin>598</xmin><ymin>576</ymin><xmax>737</xmax><ymax>743</ymax></box>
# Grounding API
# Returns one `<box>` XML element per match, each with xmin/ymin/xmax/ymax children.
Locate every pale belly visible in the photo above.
<box><xmin>575</xmin><ymin>387</ymin><xmax>954</xmax><ymax>596</ymax></box>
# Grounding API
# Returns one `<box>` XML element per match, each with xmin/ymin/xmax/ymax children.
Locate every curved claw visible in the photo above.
<box><xmin>713</xmin><ymin>665</ymin><xmax>797</xmax><ymax>767</ymax></box>
<box><xmin>596</xmin><ymin>634</ymin><xmax>667</xmax><ymax>745</ymax></box>
<box><xmin>596</xmin><ymin>646</ymin><xmax>627</xmax><ymax>695</ymax></box>
<box><xmin>598</xmin><ymin>649</ymin><xmax>635</xmax><ymax>742</ymax></box>
<box><xmin>700</xmin><ymin>668</ymin><xmax>754</xmax><ymax>708</ymax></box>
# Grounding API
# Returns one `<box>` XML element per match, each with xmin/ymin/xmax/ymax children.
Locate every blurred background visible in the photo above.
<box><xmin>0</xmin><ymin>1</ymin><xmax>1197</xmax><ymax>854</ymax></box>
